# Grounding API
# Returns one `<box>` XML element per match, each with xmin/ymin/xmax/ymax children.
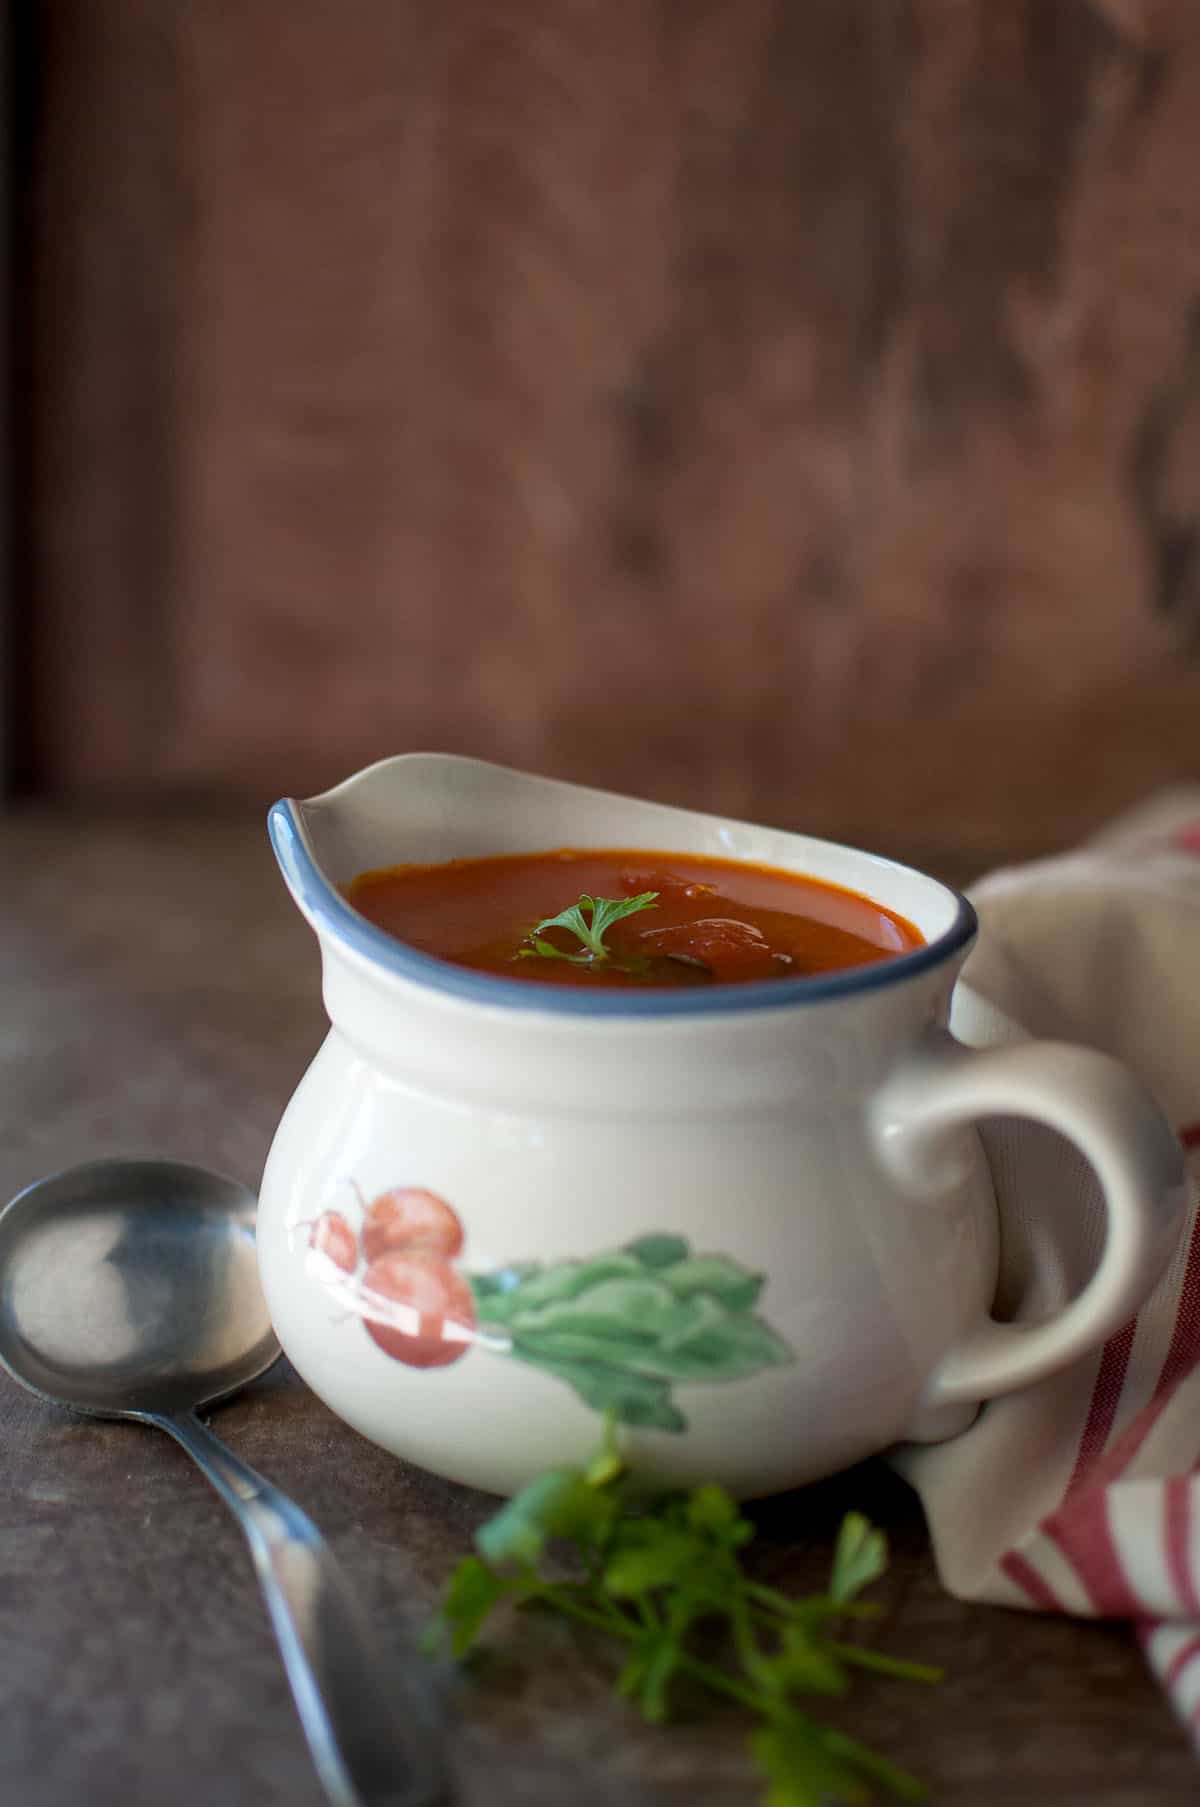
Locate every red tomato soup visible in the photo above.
<box><xmin>343</xmin><ymin>849</ymin><xmax>923</xmax><ymax>990</ymax></box>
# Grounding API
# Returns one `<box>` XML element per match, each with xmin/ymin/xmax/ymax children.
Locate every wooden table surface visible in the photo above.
<box><xmin>0</xmin><ymin>809</ymin><xmax>1193</xmax><ymax>1807</ymax></box>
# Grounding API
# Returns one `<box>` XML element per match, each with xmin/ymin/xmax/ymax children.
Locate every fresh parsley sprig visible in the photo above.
<box><xmin>518</xmin><ymin>891</ymin><xmax>659</xmax><ymax>966</ymax></box>
<box><xmin>427</xmin><ymin>1419</ymin><xmax>940</xmax><ymax>1805</ymax></box>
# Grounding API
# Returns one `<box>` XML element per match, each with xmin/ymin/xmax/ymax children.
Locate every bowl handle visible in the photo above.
<box><xmin>870</xmin><ymin>1028</ymin><xmax>1188</xmax><ymax>1408</ymax></box>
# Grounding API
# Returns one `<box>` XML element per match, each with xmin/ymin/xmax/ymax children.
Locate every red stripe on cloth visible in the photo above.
<box><xmin>1061</xmin><ymin>1205</ymin><xmax>1200</xmax><ymax>1495</ymax></box>
<box><xmin>1055</xmin><ymin>1128</ymin><xmax>1198</xmax><ymax>1504</ymax></box>
<box><xmin>1066</xmin><ymin>1320</ymin><xmax>1137</xmax><ymax>1495</ymax></box>
<box><xmin>1044</xmin><ymin>1488</ymin><xmax>1131</xmax><ymax>1615</ymax></box>
<box><xmin>1164</xmin><ymin>1479</ymin><xmax>1200</xmax><ymax>1617</ymax></box>
<box><xmin>1156</xmin><ymin>1206</ymin><xmax>1200</xmax><ymax>1397</ymax></box>
<box><xmin>1164</xmin><ymin>1632</ymin><xmax>1200</xmax><ymax>1689</ymax></box>
<box><xmin>999</xmin><ymin>1550</ymin><xmax>1066</xmax><ymax>1610</ymax></box>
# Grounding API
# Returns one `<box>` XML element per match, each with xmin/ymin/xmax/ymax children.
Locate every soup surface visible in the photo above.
<box><xmin>344</xmin><ymin>848</ymin><xmax>924</xmax><ymax>989</ymax></box>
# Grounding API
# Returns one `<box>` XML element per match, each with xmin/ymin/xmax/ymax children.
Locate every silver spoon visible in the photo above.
<box><xmin>0</xmin><ymin>1159</ymin><xmax>449</xmax><ymax>1807</ymax></box>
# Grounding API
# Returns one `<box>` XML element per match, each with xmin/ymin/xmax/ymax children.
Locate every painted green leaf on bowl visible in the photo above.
<box><xmin>470</xmin><ymin>1238</ymin><xmax>792</xmax><ymax>1431</ymax></box>
<box><xmin>305</xmin><ymin>1185</ymin><xmax>793</xmax><ymax>1434</ymax></box>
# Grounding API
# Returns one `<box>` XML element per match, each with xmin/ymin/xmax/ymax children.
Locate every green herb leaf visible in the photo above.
<box><xmin>755</xmin><ymin>1624</ymin><xmax>849</xmax><ymax>1697</ymax></box>
<box><xmin>476</xmin><ymin>1468</ymin><xmax>615</xmax><ymax>1567</ymax></box>
<box><xmin>473</xmin><ymin>1470</ymin><xmax>576</xmax><ymax>1566</ymax></box>
<box><xmin>587</xmin><ymin>892</ymin><xmax>661</xmax><ymax>942</ymax></box>
<box><xmin>616</xmin><ymin>1628</ymin><xmax>683</xmax><ymax>1722</ymax></box>
<box><xmin>428</xmin><ymin>1554</ymin><xmax>512</xmax><ymax>1658</ymax></box>
<box><xmin>751</xmin><ymin>1714</ymin><xmax>929</xmax><ymax>1806</ymax></box>
<box><xmin>831</xmin><ymin>1513</ymin><xmax>889</xmax><ymax>1606</ymax></box>
<box><xmin>685</xmin><ymin>1483</ymin><xmax>754</xmax><ymax>1548</ymax></box>
<box><xmin>603</xmin><ymin>1526</ymin><xmax>701</xmax><ymax>1597</ymax></box>
<box><xmin>750</xmin><ymin>1716</ymin><xmax>875</xmax><ymax>1807</ymax></box>
<box><xmin>519</xmin><ymin>891</ymin><xmax>659</xmax><ymax>966</ymax></box>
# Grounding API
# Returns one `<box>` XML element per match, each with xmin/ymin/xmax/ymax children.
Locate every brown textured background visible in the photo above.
<box><xmin>23</xmin><ymin>0</ymin><xmax>1200</xmax><ymax>860</ymax></box>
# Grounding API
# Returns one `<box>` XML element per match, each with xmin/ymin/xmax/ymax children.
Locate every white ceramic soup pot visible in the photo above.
<box><xmin>259</xmin><ymin>754</ymin><xmax>1186</xmax><ymax>1498</ymax></box>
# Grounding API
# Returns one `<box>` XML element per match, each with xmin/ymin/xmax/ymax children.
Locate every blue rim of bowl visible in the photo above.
<box><xmin>268</xmin><ymin>800</ymin><xmax>978</xmax><ymax>1018</ymax></box>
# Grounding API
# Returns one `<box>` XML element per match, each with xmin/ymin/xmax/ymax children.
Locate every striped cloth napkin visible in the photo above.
<box><xmin>894</xmin><ymin>790</ymin><xmax>1200</xmax><ymax>1739</ymax></box>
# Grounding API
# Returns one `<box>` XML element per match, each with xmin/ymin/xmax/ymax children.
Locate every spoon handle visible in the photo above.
<box><xmin>157</xmin><ymin>1408</ymin><xmax>449</xmax><ymax>1807</ymax></box>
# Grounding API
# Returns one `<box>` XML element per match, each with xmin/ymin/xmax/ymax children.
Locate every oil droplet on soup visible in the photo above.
<box><xmin>343</xmin><ymin>848</ymin><xmax>924</xmax><ymax>989</ymax></box>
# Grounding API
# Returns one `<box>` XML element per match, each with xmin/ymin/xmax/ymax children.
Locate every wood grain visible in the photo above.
<box><xmin>25</xmin><ymin>1</ymin><xmax>1200</xmax><ymax>860</ymax></box>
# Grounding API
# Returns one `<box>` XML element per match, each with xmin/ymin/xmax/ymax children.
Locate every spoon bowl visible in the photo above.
<box><xmin>0</xmin><ymin>1159</ymin><xmax>278</xmax><ymax>1418</ymax></box>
